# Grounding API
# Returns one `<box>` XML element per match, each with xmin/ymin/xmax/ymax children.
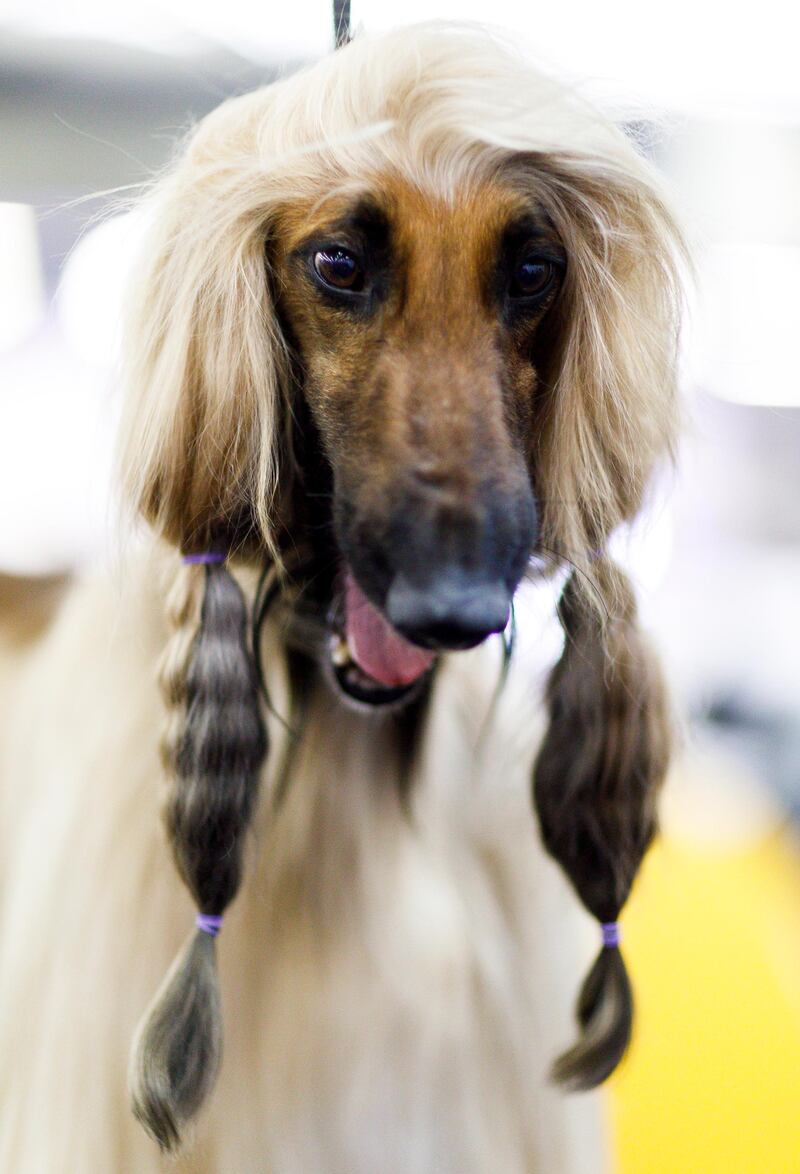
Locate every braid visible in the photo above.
<box><xmin>533</xmin><ymin>559</ymin><xmax>670</xmax><ymax>1089</ymax></box>
<box><xmin>130</xmin><ymin>558</ymin><xmax>267</xmax><ymax>1150</ymax></box>
<box><xmin>159</xmin><ymin>562</ymin><xmax>205</xmax><ymax>772</ymax></box>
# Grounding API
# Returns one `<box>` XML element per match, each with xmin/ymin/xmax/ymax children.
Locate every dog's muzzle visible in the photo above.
<box><xmin>327</xmin><ymin>482</ymin><xmax>536</xmax><ymax>708</ymax></box>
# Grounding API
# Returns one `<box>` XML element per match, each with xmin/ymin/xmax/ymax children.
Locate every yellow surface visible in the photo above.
<box><xmin>609</xmin><ymin>828</ymin><xmax>800</xmax><ymax>1174</ymax></box>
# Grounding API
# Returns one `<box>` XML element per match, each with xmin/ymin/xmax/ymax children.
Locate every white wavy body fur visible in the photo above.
<box><xmin>0</xmin><ymin>559</ymin><xmax>605</xmax><ymax>1172</ymax></box>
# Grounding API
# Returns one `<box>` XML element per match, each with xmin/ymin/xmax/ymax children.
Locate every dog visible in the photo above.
<box><xmin>0</xmin><ymin>23</ymin><xmax>682</xmax><ymax>1173</ymax></box>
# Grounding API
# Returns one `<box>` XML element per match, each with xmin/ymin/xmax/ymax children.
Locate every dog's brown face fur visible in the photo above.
<box><xmin>272</xmin><ymin>172</ymin><xmax>565</xmax><ymax>700</ymax></box>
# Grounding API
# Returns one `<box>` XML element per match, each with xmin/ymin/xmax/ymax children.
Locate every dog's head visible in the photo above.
<box><xmin>120</xmin><ymin>24</ymin><xmax>682</xmax><ymax>708</ymax></box>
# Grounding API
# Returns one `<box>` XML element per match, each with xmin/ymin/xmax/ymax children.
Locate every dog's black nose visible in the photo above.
<box><xmin>385</xmin><ymin>572</ymin><xmax>511</xmax><ymax>651</ymax></box>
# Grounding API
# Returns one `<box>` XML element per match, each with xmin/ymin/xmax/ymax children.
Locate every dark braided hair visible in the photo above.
<box><xmin>130</xmin><ymin>558</ymin><xmax>267</xmax><ymax>1150</ymax></box>
<box><xmin>533</xmin><ymin>558</ymin><xmax>671</xmax><ymax>1088</ymax></box>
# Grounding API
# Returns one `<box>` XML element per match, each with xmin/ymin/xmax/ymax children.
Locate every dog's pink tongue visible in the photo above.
<box><xmin>345</xmin><ymin>571</ymin><xmax>434</xmax><ymax>688</ymax></box>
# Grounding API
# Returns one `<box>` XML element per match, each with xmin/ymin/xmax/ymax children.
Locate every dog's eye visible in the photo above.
<box><xmin>313</xmin><ymin>248</ymin><xmax>363</xmax><ymax>291</ymax></box>
<box><xmin>510</xmin><ymin>255</ymin><xmax>556</xmax><ymax>299</ymax></box>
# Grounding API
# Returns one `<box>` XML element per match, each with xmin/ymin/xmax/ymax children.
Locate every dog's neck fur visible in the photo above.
<box><xmin>0</xmin><ymin>553</ymin><xmax>606</xmax><ymax>1172</ymax></box>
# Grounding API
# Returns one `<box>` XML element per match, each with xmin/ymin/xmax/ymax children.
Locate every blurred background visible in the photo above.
<box><xmin>1</xmin><ymin>1</ymin><xmax>798</xmax><ymax>1169</ymax></box>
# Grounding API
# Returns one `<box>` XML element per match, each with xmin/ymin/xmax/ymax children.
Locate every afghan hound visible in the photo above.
<box><xmin>0</xmin><ymin>22</ymin><xmax>682</xmax><ymax>1173</ymax></box>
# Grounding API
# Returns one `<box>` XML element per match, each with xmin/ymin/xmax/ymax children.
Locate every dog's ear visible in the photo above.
<box><xmin>118</xmin><ymin>113</ymin><xmax>290</xmax><ymax>554</ymax></box>
<box><xmin>130</xmin><ymin>558</ymin><xmax>267</xmax><ymax>1150</ymax></box>
<box><xmin>533</xmin><ymin>560</ymin><xmax>671</xmax><ymax>1088</ymax></box>
<box><xmin>515</xmin><ymin>151</ymin><xmax>685</xmax><ymax>565</ymax></box>
<box><xmin>118</xmin><ymin>106</ymin><xmax>286</xmax><ymax>1149</ymax></box>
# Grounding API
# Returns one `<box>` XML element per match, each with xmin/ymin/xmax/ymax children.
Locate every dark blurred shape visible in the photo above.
<box><xmin>703</xmin><ymin>694</ymin><xmax>800</xmax><ymax>822</ymax></box>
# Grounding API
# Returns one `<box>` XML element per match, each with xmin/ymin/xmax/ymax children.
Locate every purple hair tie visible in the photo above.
<box><xmin>601</xmin><ymin>921</ymin><xmax>621</xmax><ymax>948</ymax></box>
<box><xmin>182</xmin><ymin>551</ymin><xmax>226</xmax><ymax>566</ymax></box>
<box><xmin>195</xmin><ymin>913</ymin><xmax>224</xmax><ymax>938</ymax></box>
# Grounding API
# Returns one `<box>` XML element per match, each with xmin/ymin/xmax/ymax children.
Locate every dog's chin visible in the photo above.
<box><xmin>323</xmin><ymin>567</ymin><xmax>437</xmax><ymax>711</ymax></box>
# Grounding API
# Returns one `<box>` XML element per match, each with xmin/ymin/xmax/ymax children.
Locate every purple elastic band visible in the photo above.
<box><xmin>182</xmin><ymin>551</ymin><xmax>226</xmax><ymax>565</ymax></box>
<box><xmin>601</xmin><ymin>921</ymin><xmax>621</xmax><ymax>948</ymax></box>
<box><xmin>196</xmin><ymin>913</ymin><xmax>224</xmax><ymax>938</ymax></box>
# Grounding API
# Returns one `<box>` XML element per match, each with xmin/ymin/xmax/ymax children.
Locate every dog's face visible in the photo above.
<box><xmin>273</xmin><ymin>173</ymin><xmax>565</xmax><ymax>705</ymax></box>
<box><xmin>120</xmin><ymin>33</ymin><xmax>681</xmax><ymax>714</ymax></box>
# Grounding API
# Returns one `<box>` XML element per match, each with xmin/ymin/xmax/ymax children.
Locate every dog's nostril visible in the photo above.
<box><xmin>385</xmin><ymin>573</ymin><xmax>511</xmax><ymax>652</ymax></box>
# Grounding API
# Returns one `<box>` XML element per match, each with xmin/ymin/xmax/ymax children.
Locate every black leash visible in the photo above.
<box><xmin>333</xmin><ymin>0</ymin><xmax>351</xmax><ymax>48</ymax></box>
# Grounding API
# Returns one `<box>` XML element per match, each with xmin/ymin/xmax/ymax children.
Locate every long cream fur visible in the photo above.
<box><xmin>0</xmin><ymin>559</ymin><xmax>605</xmax><ymax>1172</ymax></box>
<box><xmin>0</xmin><ymin>21</ymin><xmax>684</xmax><ymax>1172</ymax></box>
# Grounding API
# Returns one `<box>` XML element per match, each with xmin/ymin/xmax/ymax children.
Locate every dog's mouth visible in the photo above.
<box><xmin>327</xmin><ymin>569</ymin><xmax>436</xmax><ymax>708</ymax></box>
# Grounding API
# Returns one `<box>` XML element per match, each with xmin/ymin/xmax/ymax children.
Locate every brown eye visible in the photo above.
<box><xmin>510</xmin><ymin>255</ymin><xmax>556</xmax><ymax>299</ymax></box>
<box><xmin>313</xmin><ymin>248</ymin><xmax>363</xmax><ymax>291</ymax></box>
